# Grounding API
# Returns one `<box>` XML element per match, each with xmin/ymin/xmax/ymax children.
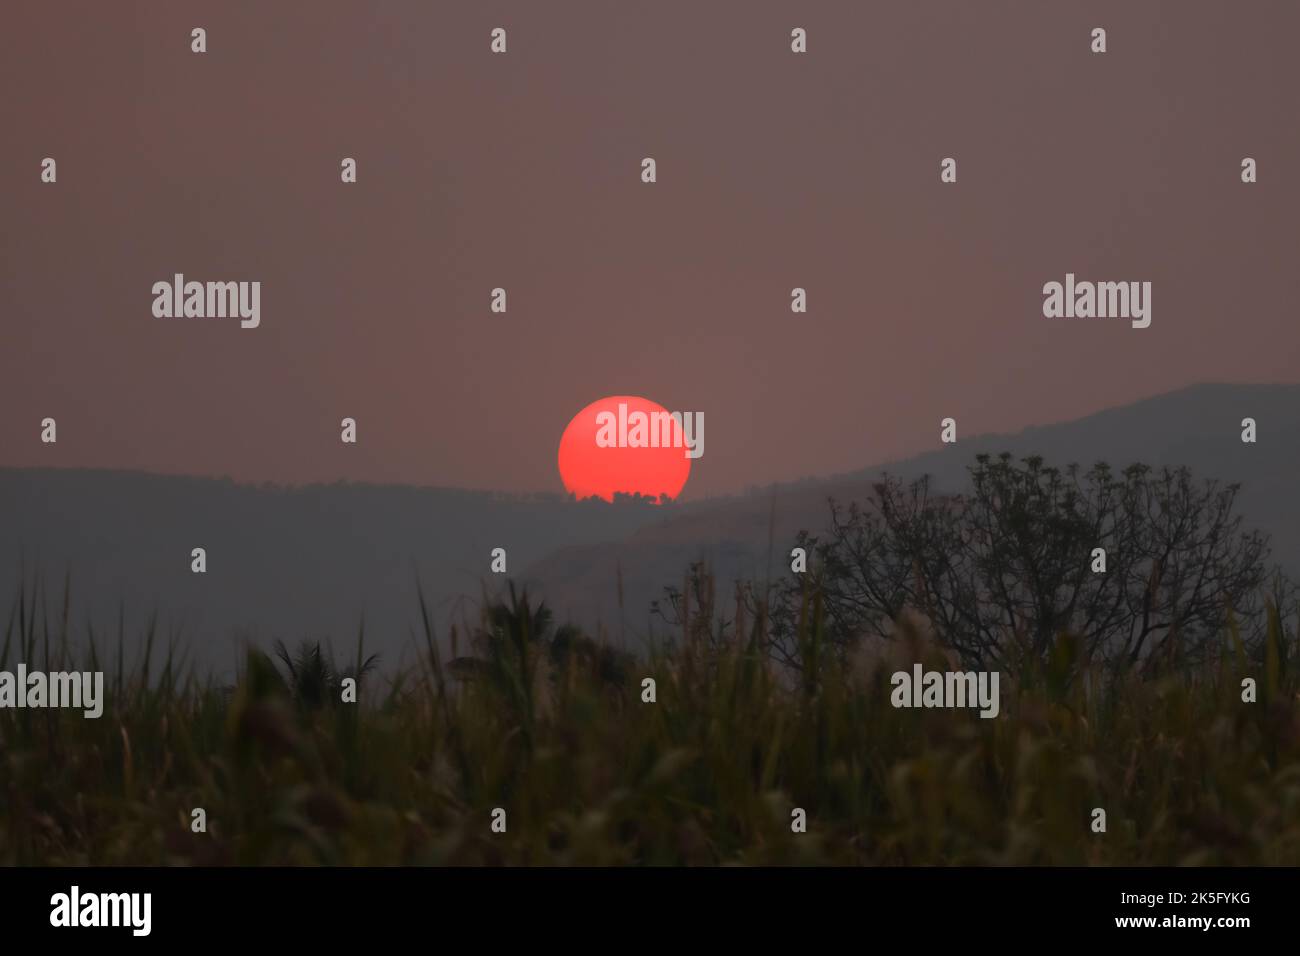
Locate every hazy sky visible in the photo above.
<box><xmin>3</xmin><ymin>1</ymin><xmax>1298</xmax><ymax>498</ymax></box>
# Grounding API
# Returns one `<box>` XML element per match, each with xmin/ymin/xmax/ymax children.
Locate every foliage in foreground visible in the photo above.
<box><xmin>2</xmin><ymin>571</ymin><xmax>1299</xmax><ymax>867</ymax></box>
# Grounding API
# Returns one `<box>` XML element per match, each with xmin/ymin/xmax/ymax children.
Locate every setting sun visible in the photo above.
<box><xmin>557</xmin><ymin>395</ymin><xmax>692</xmax><ymax>502</ymax></box>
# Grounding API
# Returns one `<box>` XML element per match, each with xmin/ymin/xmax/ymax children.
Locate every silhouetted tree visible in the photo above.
<box><xmin>764</xmin><ymin>454</ymin><xmax>1295</xmax><ymax>680</ymax></box>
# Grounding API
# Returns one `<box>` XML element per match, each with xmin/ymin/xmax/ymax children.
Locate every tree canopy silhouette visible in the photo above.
<box><xmin>767</xmin><ymin>453</ymin><xmax>1296</xmax><ymax>679</ymax></box>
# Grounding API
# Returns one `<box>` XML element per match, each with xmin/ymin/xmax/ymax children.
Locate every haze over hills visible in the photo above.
<box><xmin>2</xmin><ymin>384</ymin><xmax>1295</xmax><ymax>672</ymax></box>
<box><xmin>0</xmin><ymin>472</ymin><xmax>674</xmax><ymax>675</ymax></box>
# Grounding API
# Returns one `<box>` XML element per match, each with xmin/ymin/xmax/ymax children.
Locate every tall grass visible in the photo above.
<box><xmin>1</xmin><ymin>571</ymin><xmax>1298</xmax><ymax>865</ymax></box>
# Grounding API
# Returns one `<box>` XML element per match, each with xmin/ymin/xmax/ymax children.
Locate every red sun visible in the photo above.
<box><xmin>558</xmin><ymin>395</ymin><xmax>692</xmax><ymax>503</ymax></box>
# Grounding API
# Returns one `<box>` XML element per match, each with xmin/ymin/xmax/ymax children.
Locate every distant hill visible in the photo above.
<box><xmin>0</xmin><ymin>471</ymin><xmax>672</xmax><ymax>675</ymax></box>
<box><xmin>522</xmin><ymin>384</ymin><xmax>1300</xmax><ymax>636</ymax></box>
<box><xmin>3</xmin><ymin>384</ymin><xmax>1296</xmax><ymax>670</ymax></box>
